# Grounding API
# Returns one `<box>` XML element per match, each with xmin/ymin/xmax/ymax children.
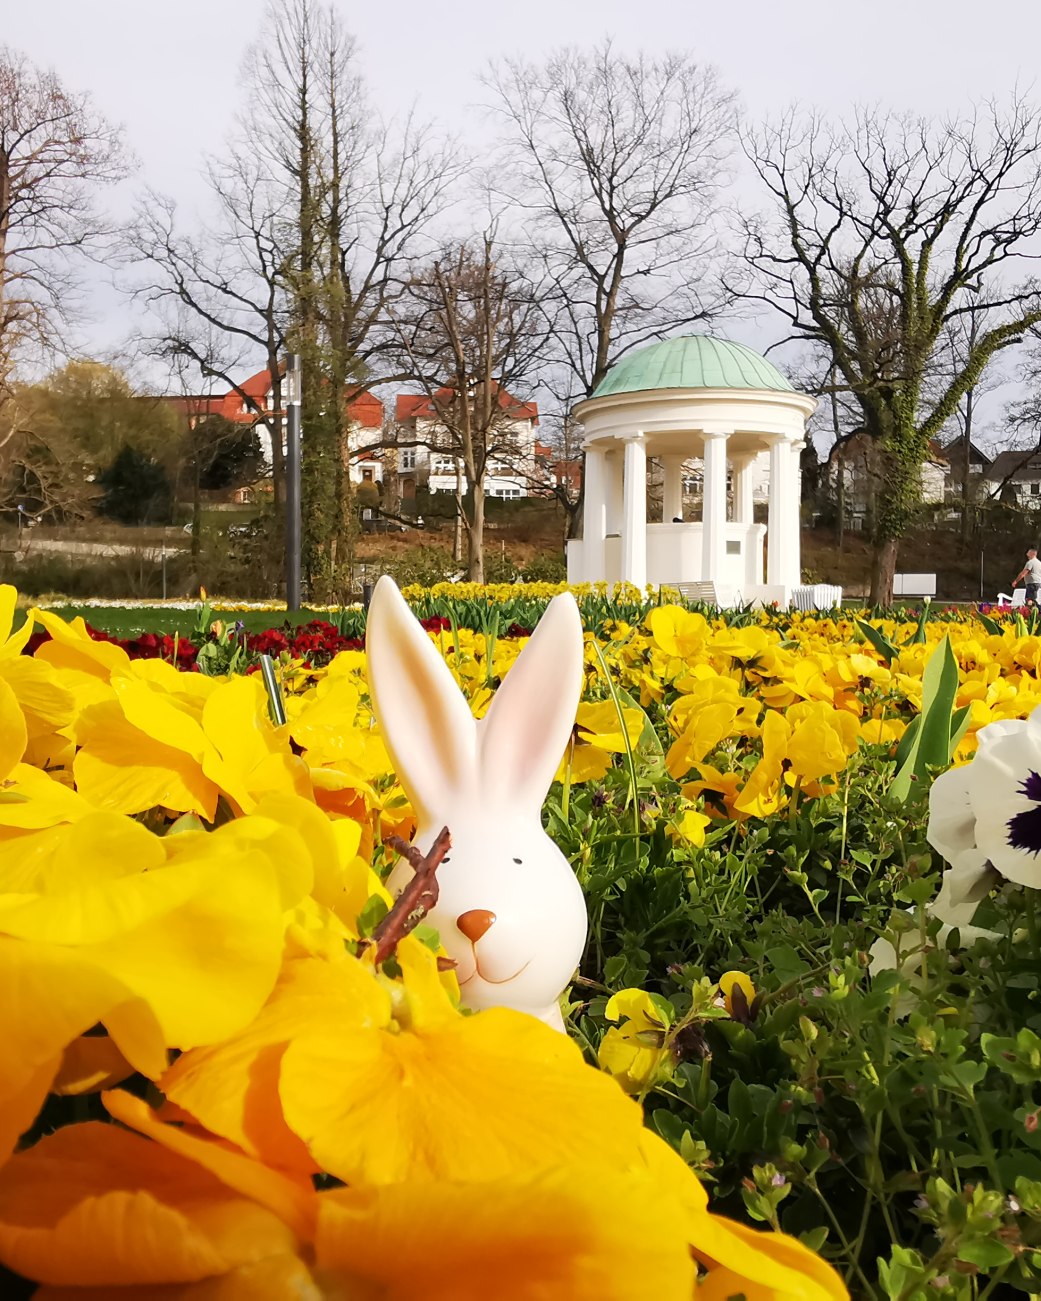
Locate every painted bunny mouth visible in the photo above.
<box><xmin>461</xmin><ymin>957</ymin><xmax>532</xmax><ymax>987</ymax></box>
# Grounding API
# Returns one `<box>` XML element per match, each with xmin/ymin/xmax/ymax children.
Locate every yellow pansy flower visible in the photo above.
<box><xmin>598</xmin><ymin>987</ymin><xmax>674</xmax><ymax>1094</ymax></box>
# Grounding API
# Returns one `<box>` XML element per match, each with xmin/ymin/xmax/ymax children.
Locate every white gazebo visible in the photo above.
<box><xmin>567</xmin><ymin>336</ymin><xmax>817</xmax><ymax>606</ymax></box>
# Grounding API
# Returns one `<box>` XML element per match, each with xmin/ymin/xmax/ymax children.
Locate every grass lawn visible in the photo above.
<box><xmin>14</xmin><ymin>605</ymin><xmax>340</xmax><ymax>638</ymax></box>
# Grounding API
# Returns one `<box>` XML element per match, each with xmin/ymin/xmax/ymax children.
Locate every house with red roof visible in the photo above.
<box><xmin>156</xmin><ymin>394</ymin><xmax>226</xmax><ymax>426</ymax></box>
<box><xmin>215</xmin><ymin>367</ymin><xmax>385</xmax><ymax>484</ymax></box>
<box><xmin>393</xmin><ymin>385</ymin><xmax>540</xmax><ymax>499</ymax></box>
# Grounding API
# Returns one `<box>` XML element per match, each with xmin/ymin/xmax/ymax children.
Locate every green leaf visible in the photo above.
<box><xmin>604</xmin><ymin>954</ymin><xmax>627</xmax><ymax>985</ymax></box>
<box><xmin>893</xmin><ymin>715</ymin><xmax>921</xmax><ymax>771</ymax></box>
<box><xmin>356</xmin><ymin>893</ymin><xmax>390</xmax><ymax>938</ymax></box>
<box><xmin>957</xmin><ymin>1237</ymin><xmax>1016</xmax><ymax>1269</ymax></box>
<box><xmin>891</xmin><ymin>636</ymin><xmax>960</xmax><ymax>801</ymax></box>
<box><xmin>856</xmin><ymin>619</ymin><xmax>899</xmax><ymax>665</ymax></box>
<box><xmin>166</xmin><ymin>812</ymin><xmax>207</xmax><ymax>836</ymax></box>
<box><xmin>766</xmin><ymin>944</ymin><xmax>810</xmax><ymax>983</ymax></box>
<box><xmin>909</xmin><ymin>600</ymin><xmax>931</xmax><ymax>645</ymax></box>
<box><xmin>978</xmin><ymin>613</ymin><xmax>1003</xmax><ymax>636</ymax></box>
<box><xmin>411</xmin><ymin>923</ymin><xmax>442</xmax><ymax>953</ymax></box>
<box><xmin>799</xmin><ymin>1226</ymin><xmax>829</xmax><ymax>1253</ymax></box>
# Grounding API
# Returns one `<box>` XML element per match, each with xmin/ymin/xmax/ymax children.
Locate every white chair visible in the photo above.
<box><xmin>996</xmin><ymin>589</ymin><xmax>1027</xmax><ymax>607</ymax></box>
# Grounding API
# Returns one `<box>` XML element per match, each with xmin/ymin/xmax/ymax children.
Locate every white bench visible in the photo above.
<box><xmin>791</xmin><ymin>584</ymin><xmax>843</xmax><ymax>611</ymax></box>
<box><xmin>672</xmin><ymin>582</ymin><xmax>720</xmax><ymax>605</ymax></box>
<box><xmin>893</xmin><ymin>573</ymin><xmax>937</xmax><ymax>597</ymax></box>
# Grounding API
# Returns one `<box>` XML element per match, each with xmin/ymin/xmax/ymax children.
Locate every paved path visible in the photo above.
<box><xmin>9</xmin><ymin>538</ymin><xmax>188</xmax><ymax>561</ymax></box>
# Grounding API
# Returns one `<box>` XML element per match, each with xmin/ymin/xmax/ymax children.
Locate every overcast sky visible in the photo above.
<box><xmin>6</xmin><ymin>0</ymin><xmax>1041</xmax><ymax>434</ymax></box>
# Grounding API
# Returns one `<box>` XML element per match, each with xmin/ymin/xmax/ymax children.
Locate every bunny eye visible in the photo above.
<box><xmin>442</xmin><ymin>856</ymin><xmax>451</xmax><ymax>863</ymax></box>
<box><xmin>512</xmin><ymin>857</ymin><xmax>523</xmax><ymax>865</ymax></box>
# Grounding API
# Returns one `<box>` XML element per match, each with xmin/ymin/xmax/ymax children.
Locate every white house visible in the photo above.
<box><xmin>983</xmin><ymin>449</ymin><xmax>1041</xmax><ymax>508</ymax></box>
<box><xmin>215</xmin><ymin>366</ymin><xmax>386</xmax><ymax>485</ymax></box>
<box><xmin>393</xmin><ymin>387</ymin><xmax>540</xmax><ymax>499</ymax></box>
<box><xmin>826</xmin><ymin>432</ymin><xmax>946</xmax><ymax>527</ymax></box>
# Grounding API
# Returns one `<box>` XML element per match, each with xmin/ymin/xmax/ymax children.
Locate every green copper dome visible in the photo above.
<box><xmin>592</xmin><ymin>336</ymin><xmax>793</xmax><ymax>398</ymax></box>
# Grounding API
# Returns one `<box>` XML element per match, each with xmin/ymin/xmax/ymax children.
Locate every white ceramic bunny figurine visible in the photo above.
<box><xmin>366</xmin><ymin>576</ymin><xmax>588</xmax><ymax>1031</ymax></box>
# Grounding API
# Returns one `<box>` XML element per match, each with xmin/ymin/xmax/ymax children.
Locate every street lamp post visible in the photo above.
<box><xmin>285</xmin><ymin>353</ymin><xmax>302</xmax><ymax>610</ymax></box>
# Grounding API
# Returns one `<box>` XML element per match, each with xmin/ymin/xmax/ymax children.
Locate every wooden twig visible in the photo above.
<box><xmin>370</xmin><ymin>826</ymin><xmax>452</xmax><ymax>967</ymax></box>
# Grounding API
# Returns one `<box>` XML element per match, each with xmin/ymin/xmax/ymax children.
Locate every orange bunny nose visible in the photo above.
<box><xmin>457</xmin><ymin>909</ymin><xmax>496</xmax><ymax>943</ymax></box>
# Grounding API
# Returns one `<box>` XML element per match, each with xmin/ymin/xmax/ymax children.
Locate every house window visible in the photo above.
<box><xmin>362</xmin><ymin>469</ymin><xmax>374</xmax><ymax>483</ymax></box>
<box><xmin>1030</xmin><ymin>482</ymin><xmax>1041</xmax><ymax>496</ymax></box>
<box><xmin>400</xmin><ymin>448</ymin><xmax>416</xmax><ymax>471</ymax></box>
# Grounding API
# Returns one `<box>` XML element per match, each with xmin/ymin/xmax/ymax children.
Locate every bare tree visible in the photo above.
<box><xmin>0</xmin><ymin>45</ymin><xmax>128</xmax><ymax>433</ymax></box>
<box><xmin>740</xmin><ymin>100</ymin><xmax>1041</xmax><ymax>603</ymax></box>
<box><xmin>981</xmin><ymin>332</ymin><xmax>1041</xmax><ymax>505</ymax></box>
<box><xmin>940</xmin><ymin>303</ymin><xmax>1006</xmax><ymax>539</ymax></box>
<box><xmin>485</xmin><ymin>43</ymin><xmax>736</xmax><ymax>399</ymax></box>
<box><xmin>484</xmin><ymin>43</ymin><xmax>736</xmax><ymax>541</ymax></box>
<box><xmin>128</xmin><ymin>163</ymin><xmax>290</xmax><ymax>504</ymax></box>
<box><xmin>389</xmin><ymin>233</ymin><xmax>546</xmax><ymax>581</ymax></box>
<box><xmin>131</xmin><ymin>1</ymin><xmax>461</xmax><ymax>596</ymax></box>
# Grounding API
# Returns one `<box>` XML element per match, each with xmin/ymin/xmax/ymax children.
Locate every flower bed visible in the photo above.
<box><xmin>2</xmin><ymin>588</ymin><xmax>1041</xmax><ymax>1295</ymax></box>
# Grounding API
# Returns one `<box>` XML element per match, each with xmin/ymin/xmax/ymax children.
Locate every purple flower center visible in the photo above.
<box><xmin>1007</xmin><ymin>770</ymin><xmax>1041</xmax><ymax>855</ymax></box>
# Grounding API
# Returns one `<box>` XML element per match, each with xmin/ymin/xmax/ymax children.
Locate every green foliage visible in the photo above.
<box><xmin>539</xmin><ymin>646</ymin><xmax>1041</xmax><ymax>1296</ymax></box>
<box><xmin>482</xmin><ymin>547</ymin><xmax>518</xmax><ymax>584</ymax></box>
<box><xmin>97</xmin><ymin>445</ymin><xmax>174</xmax><ymax>525</ymax></box>
<box><xmin>381</xmin><ymin>545</ymin><xmax>458</xmax><ymax>588</ymax></box>
<box><xmin>890</xmin><ymin>637</ymin><xmax>971</xmax><ymax>801</ymax></box>
<box><xmin>196</xmin><ymin>418</ymin><xmax>264</xmax><ymax>490</ymax></box>
<box><xmin>520</xmin><ymin>550</ymin><xmax>567</xmax><ymax>582</ymax></box>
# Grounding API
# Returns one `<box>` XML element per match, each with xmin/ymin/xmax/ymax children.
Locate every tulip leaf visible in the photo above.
<box><xmin>950</xmin><ymin>703</ymin><xmax>972</xmax><ymax>755</ymax></box>
<box><xmin>856</xmin><ymin>619</ymin><xmax>899</xmax><ymax>665</ymax></box>
<box><xmin>893</xmin><ymin>715</ymin><xmax>920</xmax><ymax>771</ymax></box>
<box><xmin>909</xmin><ymin>601</ymin><xmax>931</xmax><ymax>645</ymax></box>
<box><xmin>978</xmin><ymin>613</ymin><xmax>1003</xmax><ymax>636</ymax></box>
<box><xmin>890</xmin><ymin>635</ymin><xmax>960</xmax><ymax>802</ymax></box>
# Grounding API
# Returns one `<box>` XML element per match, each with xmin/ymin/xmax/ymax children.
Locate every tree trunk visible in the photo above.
<box><xmin>960</xmin><ymin>389</ymin><xmax>975</xmax><ymax>543</ymax></box>
<box><xmin>191</xmin><ymin>458</ymin><xmax>202</xmax><ymax>560</ymax></box>
<box><xmin>267</xmin><ymin>355</ymin><xmax>286</xmax><ymax>509</ymax></box>
<box><xmin>453</xmin><ymin>463</ymin><xmax>463</xmax><ymax>564</ymax></box>
<box><xmin>569</xmin><ymin>451</ymin><xmax>585</xmax><ymax>540</ymax></box>
<box><xmin>831</xmin><ymin>382</ymin><xmax>844</xmax><ymax>550</ymax></box>
<box><xmin>869</xmin><ymin>536</ymin><xmax>898</xmax><ymax>606</ymax></box>
<box><xmin>468</xmin><ymin>480</ymin><xmax>485</xmax><ymax>583</ymax></box>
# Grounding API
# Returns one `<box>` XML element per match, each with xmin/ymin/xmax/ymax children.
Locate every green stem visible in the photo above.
<box><xmin>805</xmin><ymin>1178</ymin><xmax>876</xmax><ymax>1295</ymax></box>
<box><xmin>561</xmin><ymin>734</ymin><xmax>575</xmax><ymax>824</ymax></box>
<box><xmin>590</xmin><ymin>637</ymin><xmax>641</xmax><ymax>838</ymax></box>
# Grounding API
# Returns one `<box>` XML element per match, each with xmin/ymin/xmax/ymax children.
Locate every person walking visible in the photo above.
<box><xmin>1013</xmin><ymin>547</ymin><xmax>1041</xmax><ymax>605</ymax></box>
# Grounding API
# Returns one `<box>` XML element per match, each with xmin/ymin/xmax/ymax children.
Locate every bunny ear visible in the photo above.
<box><xmin>478</xmin><ymin>592</ymin><xmax>585</xmax><ymax>814</ymax></box>
<box><xmin>366</xmin><ymin>576</ymin><xmax>478</xmax><ymax>823</ymax></box>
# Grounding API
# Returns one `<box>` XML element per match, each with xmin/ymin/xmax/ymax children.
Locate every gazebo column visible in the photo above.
<box><xmin>732</xmin><ymin>452</ymin><xmax>756</xmax><ymax>525</ymax></box>
<box><xmin>662</xmin><ymin>455</ymin><xmax>685</xmax><ymax>522</ymax></box>
<box><xmin>701</xmin><ymin>429</ymin><xmax>729</xmax><ymax>581</ymax></box>
<box><xmin>767</xmin><ymin>437</ymin><xmax>795</xmax><ymax>585</ymax></box>
<box><xmin>620</xmin><ymin>435</ymin><xmax>647</xmax><ymax>589</ymax></box>
<box><xmin>605</xmin><ymin>448</ymin><xmax>624</xmax><ymax>533</ymax></box>
<box><xmin>785</xmin><ymin>441</ymin><xmax>805</xmax><ymax>587</ymax></box>
<box><xmin>581</xmin><ymin>445</ymin><xmax>608</xmax><ymax>581</ymax></box>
